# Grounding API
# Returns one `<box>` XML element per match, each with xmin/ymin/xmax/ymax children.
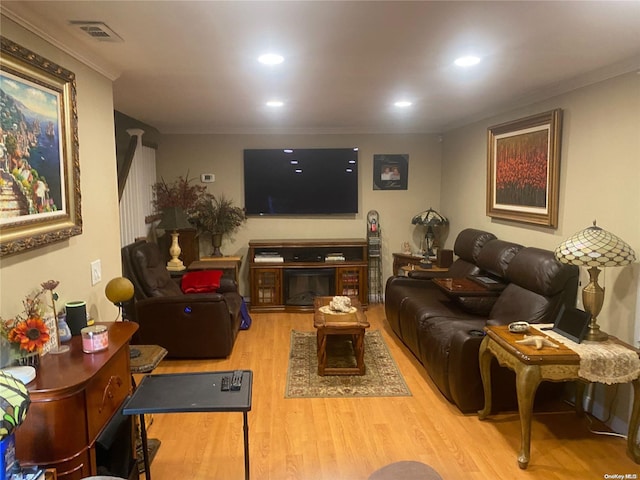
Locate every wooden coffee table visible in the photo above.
<box><xmin>313</xmin><ymin>296</ymin><xmax>370</xmax><ymax>376</ymax></box>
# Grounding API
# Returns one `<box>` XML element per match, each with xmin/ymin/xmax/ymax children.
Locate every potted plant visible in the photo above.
<box><xmin>190</xmin><ymin>193</ymin><xmax>246</xmax><ymax>256</ymax></box>
<box><xmin>151</xmin><ymin>173</ymin><xmax>206</xmax><ymax>221</ymax></box>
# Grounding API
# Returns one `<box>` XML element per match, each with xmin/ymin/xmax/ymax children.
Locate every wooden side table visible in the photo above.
<box><xmin>398</xmin><ymin>265</ymin><xmax>449</xmax><ymax>277</ymax></box>
<box><xmin>392</xmin><ymin>252</ymin><xmax>426</xmax><ymax>275</ymax></box>
<box><xmin>478</xmin><ymin>325</ymin><xmax>640</xmax><ymax>469</ymax></box>
<box><xmin>129</xmin><ymin>345</ymin><xmax>168</xmax><ymax>480</ymax></box>
<box><xmin>191</xmin><ymin>256</ymin><xmax>243</xmax><ymax>283</ymax></box>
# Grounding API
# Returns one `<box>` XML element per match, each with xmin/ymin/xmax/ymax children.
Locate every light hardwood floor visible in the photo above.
<box><xmin>137</xmin><ymin>304</ymin><xmax>639</xmax><ymax>480</ymax></box>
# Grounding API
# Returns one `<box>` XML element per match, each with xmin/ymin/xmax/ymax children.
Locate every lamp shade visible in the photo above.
<box><xmin>411</xmin><ymin>207</ymin><xmax>449</xmax><ymax>227</ymax></box>
<box><xmin>157</xmin><ymin>206</ymin><xmax>193</xmax><ymax>231</ymax></box>
<box><xmin>0</xmin><ymin>371</ymin><xmax>30</xmax><ymax>440</ymax></box>
<box><xmin>105</xmin><ymin>277</ymin><xmax>135</xmax><ymax>304</ymax></box>
<box><xmin>555</xmin><ymin>221</ymin><xmax>636</xmax><ymax>267</ymax></box>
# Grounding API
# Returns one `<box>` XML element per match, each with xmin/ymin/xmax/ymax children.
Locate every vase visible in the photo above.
<box><xmin>57</xmin><ymin>314</ymin><xmax>72</xmax><ymax>342</ymax></box>
<box><xmin>211</xmin><ymin>233</ymin><xmax>223</xmax><ymax>257</ymax></box>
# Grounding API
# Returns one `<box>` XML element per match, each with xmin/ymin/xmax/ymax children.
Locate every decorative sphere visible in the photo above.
<box><xmin>105</xmin><ymin>277</ymin><xmax>135</xmax><ymax>304</ymax></box>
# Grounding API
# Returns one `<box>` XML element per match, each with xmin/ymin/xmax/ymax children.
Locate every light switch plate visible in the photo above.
<box><xmin>90</xmin><ymin>259</ymin><xmax>102</xmax><ymax>285</ymax></box>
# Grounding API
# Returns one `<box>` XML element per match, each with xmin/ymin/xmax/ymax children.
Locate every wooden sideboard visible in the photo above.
<box><xmin>15</xmin><ymin>322</ymin><xmax>138</xmax><ymax>480</ymax></box>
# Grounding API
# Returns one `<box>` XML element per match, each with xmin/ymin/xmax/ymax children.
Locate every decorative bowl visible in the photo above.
<box><xmin>508</xmin><ymin>321</ymin><xmax>530</xmax><ymax>333</ymax></box>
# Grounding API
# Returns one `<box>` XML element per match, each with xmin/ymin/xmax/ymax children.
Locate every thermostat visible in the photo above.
<box><xmin>201</xmin><ymin>173</ymin><xmax>215</xmax><ymax>183</ymax></box>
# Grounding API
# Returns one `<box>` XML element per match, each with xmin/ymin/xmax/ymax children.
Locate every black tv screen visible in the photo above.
<box><xmin>243</xmin><ymin>148</ymin><xmax>358</xmax><ymax>215</ymax></box>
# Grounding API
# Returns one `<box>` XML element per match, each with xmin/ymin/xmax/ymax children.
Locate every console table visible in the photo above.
<box><xmin>15</xmin><ymin>322</ymin><xmax>138</xmax><ymax>480</ymax></box>
<box><xmin>478</xmin><ymin>325</ymin><xmax>640</xmax><ymax>469</ymax></box>
<box><xmin>249</xmin><ymin>239</ymin><xmax>368</xmax><ymax>311</ymax></box>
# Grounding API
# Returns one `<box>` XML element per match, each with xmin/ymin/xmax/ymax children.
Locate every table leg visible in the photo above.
<box><xmin>515</xmin><ymin>364</ymin><xmax>541</xmax><ymax>470</ymax></box>
<box><xmin>317</xmin><ymin>330</ymin><xmax>327</xmax><ymax>376</ymax></box>
<box><xmin>139</xmin><ymin>413</ymin><xmax>151</xmax><ymax>480</ymax></box>
<box><xmin>575</xmin><ymin>381</ymin><xmax>586</xmax><ymax>415</ymax></box>
<box><xmin>478</xmin><ymin>336</ymin><xmax>492</xmax><ymax>419</ymax></box>
<box><xmin>627</xmin><ymin>378</ymin><xmax>640</xmax><ymax>463</ymax></box>
<box><xmin>243</xmin><ymin>411</ymin><xmax>250</xmax><ymax>480</ymax></box>
<box><xmin>354</xmin><ymin>331</ymin><xmax>365</xmax><ymax>375</ymax></box>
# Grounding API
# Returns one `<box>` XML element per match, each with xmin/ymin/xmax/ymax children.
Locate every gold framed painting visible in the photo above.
<box><xmin>486</xmin><ymin>109</ymin><xmax>562</xmax><ymax>228</ymax></box>
<box><xmin>0</xmin><ymin>37</ymin><xmax>82</xmax><ymax>256</ymax></box>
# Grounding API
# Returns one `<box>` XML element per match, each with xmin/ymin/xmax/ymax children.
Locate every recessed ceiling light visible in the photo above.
<box><xmin>454</xmin><ymin>55</ymin><xmax>481</xmax><ymax>67</ymax></box>
<box><xmin>394</xmin><ymin>101</ymin><xmax>412</xmax><ymax>108</ymax></box>
<box><xmin>258</xmin><ymin>53</ymin><xmax>284</xmax><ymax>65</ymax></box>
<box><xmin>266</xmin><ymin>100</ymin><xmax>284</xmax><ymax>107</ymax></box>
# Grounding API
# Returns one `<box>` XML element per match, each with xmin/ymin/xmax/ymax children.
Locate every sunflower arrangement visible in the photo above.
<box><xmin>1</xmin><ymin>281</ymin><xmax>56</xmax><ymax>360</ymax></box>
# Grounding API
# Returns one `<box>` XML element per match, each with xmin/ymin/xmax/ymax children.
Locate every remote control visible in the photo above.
<box><xmin>221</xmin><ymin>376</ymin><xmax>230</xmax><ymax>391</ymax></box>
<box><xmin>230</xmin><ymin>370</ymin><xmax>243</xmax><ymax>391</ymax></box>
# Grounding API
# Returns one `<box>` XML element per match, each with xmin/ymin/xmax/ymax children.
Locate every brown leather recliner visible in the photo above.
<box><xmin>121</xmin><ymin>240</ymin><xmax>242</xmax><ymax>358</ymax></box>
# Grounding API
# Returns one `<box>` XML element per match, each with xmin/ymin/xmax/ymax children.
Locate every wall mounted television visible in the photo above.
<box><xmin>243</xmin><ymin>148</ymin><xmax>359</xmax><ymax>215</ymax></box>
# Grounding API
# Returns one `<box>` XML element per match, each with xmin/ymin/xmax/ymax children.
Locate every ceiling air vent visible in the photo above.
<box><xmin>70</xmin><ymin>21</ymin><xmax>123</xmax><ymax>42</ymax></box>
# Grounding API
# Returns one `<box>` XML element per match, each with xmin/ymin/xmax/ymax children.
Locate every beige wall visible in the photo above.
<box><xmin>0</xmin><ymin>19</ymin><xmax>122</xmax><ymax>325</ymax></box>
<box><xmin>441</xmin><ymin>72</ymin><xmax>640</xmax><ymax>345</ymax></box>
<box><xmin>157</xmin><ymin>133</ymin><xmax>442</xmax><ymax>295</ymax></box>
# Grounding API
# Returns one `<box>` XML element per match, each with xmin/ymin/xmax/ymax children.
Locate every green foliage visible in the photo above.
<box><xmin>190</xmin><ymin>193</ymin><xmax>246</xmax><ymax>236</ymax></box>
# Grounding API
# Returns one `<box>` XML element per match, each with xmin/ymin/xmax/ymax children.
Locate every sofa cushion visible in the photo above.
<box><xmin>453</xmin><ymin>229</ymin><xmax>497</xmax><ymax>263</ymax></box>
<box><xmin>181</xmin><ymin>270</ymin><xmax>223</xmax><ymax>293</ymax></box>
<box><xmin>132</xmin><ymin>243</ymin><xmax>184</xmax><ymax>297</ymax></box>
<box><xmin>505</xmin><ymin>247</ymin><xmax>578</xmax><ymax>295</ymax></box>
<box><xmin>454</xmin><ymin>296</ymin><xmax>497</xmax><ymax>316</ymax></box>
<box><xmin>489</xmin><ymin>247</ymin><xmax>579</xmax><ymax>325</ymax></box>
<box><xmin>475</xmin><ymin>239</ymin><xmax>523</xmax><ymax>278</ymax></box>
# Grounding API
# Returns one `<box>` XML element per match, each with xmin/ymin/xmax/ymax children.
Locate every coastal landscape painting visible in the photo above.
<box><xmin>0</xmin><ymin>37</ymin><xmax>81</xmax><ymax>256</ymax></box>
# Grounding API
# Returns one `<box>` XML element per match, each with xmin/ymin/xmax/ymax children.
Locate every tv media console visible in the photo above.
<box><xmin>249</xmin><ymin>239</ymin><xmax>368</xmax><ymax>312</ymax></box>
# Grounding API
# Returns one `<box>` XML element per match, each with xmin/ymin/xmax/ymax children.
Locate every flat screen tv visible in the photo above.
<box><xmin>243</xmin><ymin>148</ymin><xmax>358</xmax><ymax>215</ymax></box>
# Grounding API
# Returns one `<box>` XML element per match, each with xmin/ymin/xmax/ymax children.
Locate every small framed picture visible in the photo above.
<box><xmin>373</xmin><ymin>154</ymin><xmax>408</xmax><ymax>190</ymax></box>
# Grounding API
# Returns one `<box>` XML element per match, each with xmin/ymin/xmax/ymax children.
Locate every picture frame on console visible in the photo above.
<box><xmin>0</xmin><ymin>37</ymin><xmax>82</xmax><ymax>257</ymax></box>
<box><xmin>486</xmin><ymin>109</ymin><xmax>562</xmax><ymax>228</ymax></box>
<box><xmin>373</xmin><ymin>154</ymin><xmax>408</xmax><ymax>190</ymax></box>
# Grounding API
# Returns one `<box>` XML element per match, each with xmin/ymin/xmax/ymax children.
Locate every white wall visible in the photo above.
<box><xmin>440</xmin><ymin>71</ymin><xmax>640</xmax><ymax>433</ymax></box>
<box><xmin>156</xmin><ymin>133</ymin><xmax>442</xmax><ymax>295</ymax></box>
<box><xmin>0</xmin><ymin>18</ymin><xmax>122</xmax><ymax>326</ymax></box>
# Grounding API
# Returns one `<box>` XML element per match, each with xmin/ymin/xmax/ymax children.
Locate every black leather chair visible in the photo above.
<box><xmin>121</xmin><ymin>240</ymin><xmax>242</xmax><ymax>358</ymax></box>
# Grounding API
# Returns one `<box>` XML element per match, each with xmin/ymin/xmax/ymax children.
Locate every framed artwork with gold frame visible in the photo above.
<box><xmin>486</xmin><ymin>109</ymin><xmax>562</xmax><ymax>228</ymax></box>
<box><xmin>0</xmin><ymin>37</ymin><xmax>81</xmax><ymax>256</ymax></box>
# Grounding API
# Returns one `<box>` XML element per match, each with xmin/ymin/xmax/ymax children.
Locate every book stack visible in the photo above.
<box><xmin>325</xmin><ymin>253</ymin><xmax>346</xmax><ymax>262</ymax></box>
<box><xmin>254</xmin><ymin>252</ymin><xmax>284</xmax><ymax>263</ymax></box>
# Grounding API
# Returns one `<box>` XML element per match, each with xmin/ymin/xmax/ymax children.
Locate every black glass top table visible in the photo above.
<box><xmin>123</xmin><ymin>370</ymin><xmax>253</xmax><ymax>480</ymax></box>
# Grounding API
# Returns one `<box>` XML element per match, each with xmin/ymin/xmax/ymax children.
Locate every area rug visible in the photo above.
<box><xmin>285</xmin><ymin>330</ymin><xmax>411</xmax><ymax>398</ymax></box>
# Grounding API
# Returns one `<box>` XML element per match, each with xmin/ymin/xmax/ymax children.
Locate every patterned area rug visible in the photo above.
<box><xmin>285</xmin><ymin>330</ymin><xmax>411</xmax><ymax>398</ymax></box>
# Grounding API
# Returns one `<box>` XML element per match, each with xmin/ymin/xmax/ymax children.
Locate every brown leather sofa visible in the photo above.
<box><xmin>121</xmin><ymin>240</ymin><xmax>242</xmax><ymax>358</ymax></box>
<box><xmin>385</xmin><ymin>228</ymin><xmax>579</xmax><ymax>413</ymax></box>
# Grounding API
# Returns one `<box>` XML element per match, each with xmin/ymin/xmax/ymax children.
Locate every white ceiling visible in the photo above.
<box><xmin>3</xmin><ymin>1</ymin><xmax>640</xmax><ymax>135</ymax></box>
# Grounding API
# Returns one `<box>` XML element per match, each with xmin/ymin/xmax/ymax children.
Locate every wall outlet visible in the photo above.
<box><xmin>91</xmin><ymin>259</ymin><xmax>102</xmax><ymax>286</ymax></box>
